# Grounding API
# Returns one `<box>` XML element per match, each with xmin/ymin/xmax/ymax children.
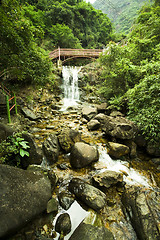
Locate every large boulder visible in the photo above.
<box><xmin>94</xmin><ymin>114</ymin><xmax>137</xmax><ymax>140</ymax></box>
<box><xmin>58</xmin><ymin>128</ymin><xmax>81</xmax><ymax>153</ymax></box>
<box><xmin>122</xmin><ymin>186</ymin><xmax>160</xmax><ymax>240</ymax></box>
<box><xmin>69</xmin><ymin>178</ymin><xmax>106</xmax><ymax>211</ymax></box>
<box><xmin>82</xmin><ymin>107</ymin><xmax>97</xmax><ymax>121</ymax></box>
<box><xmin>0</xmin><ymin>164</ymin><xmax>52</xmax><ymax>239</ymax></box>
<box><xmin>70</xmin><ymin>142</ymin><xmax>99</xmax><ymax>168</ymax></box>
<box><xmin>22</xmin><ymin>132</ymin><xmax>43</xmax><ymax>168</ymax></box>
<box><xmin>42</xmin><ymin>134</ymin><xmax>60</xmax><ymax>164</ymax></box>
<box><xmin>69</xmin><ymin>222</ymin><xmax>114</xmax><ymax>240</ymax></box>
<box><xmin>93</xmin><ymin>170</ymin><xmax>123</xmax><ymax>189</ymax></box>
<box><xmin>108</xmin><ymin>142</ymin><xmax>130</xmax><ymax>159</ymax></box>
<box><xmin>0</xmin><ymin>123</ymin><xmax>14</xmax><ymax>143</ymax></box>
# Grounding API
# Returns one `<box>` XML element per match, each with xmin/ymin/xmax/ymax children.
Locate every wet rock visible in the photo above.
<box><xmin>87</xmin><ymin>119</ymin><xmax>101</xmax><ymax>131</ymax></box>
<box><xmin>0</xmin><ymin>123</ymin><xmax>14</xmax><ymax>143</ymax></box>
<box><xmin>97</xmin><ymin>103</ymin><xmax>108</xmax><ymax>114</ymax></box>
<box><xmin>47</xmin><ymin>198</ymin><xmax>58</xmax><ymax>214</ymax></box>
<box><xmin>123</xmin><ymin>140</ymin><xmax>137</xmax><ymax>159</ymax></box>
<box><xmin>69</xmin><ymin>178</ymin><xmax>106</xmax><ymax>211</ymax></box>
<box><xmin>93</xmin><ymin>170</ymin><xmax>123</xmax><ymax>189</ymax></box>
<box><xmin>135</xmin><ymin>134</ymin><xmax>147</xmax><ymax>147</ymax></box>
<box><xmin>69</xmin><ymin>222</ymin><xmax>114</xmax><ymax>240</ymax></box>
<box><xmin>0</xmin><ymin>164</ymin><xmax>52</xmax><ymax>239</ymax></box>
<box><xmin>58</xmin><ymin>128</ymin><xmax>81</xmax><ymax>153</ymax></box>
<box><xmin>70</xmin><ymin>142</ymin><xmax>99</xmax><ymax>168</ymax></box>
<box><xmin>82</xmin><ymin>107</ymin><xmax>97</xmax><ymax>121</ymax></box>
<box><xmin>55</xmin><ymin>213</ymin><xmax>71</xmax><ymax>235</ymax></box>
<box><xmin>108</xmin><ymin>142</ymin><xmax>130</xmax><ymax>159</ymax></box>
<box><xmin>22</xmin><ymin>133</ymin><xmax>43</xmax><ymax>168</ymax></box>
<box><xmin>27</xmin><ymin>164</ymin><xmax>58</xmax><ymax>190</ymax></box>
<box><xmin>151</xmin><ymin>158</ymin><xmax>160</xmax><ymax>165</ymax></box>
<box><xmin>146</xmin><ymin>141</ymin><xmax>160</xmax><ymax>157</ymax></box>
<box><xmin>122</xmin><ymin>186</ymin><xmax>160</xmax><ymax>240</ymax></box>
<box><xmin>21</xmin><ymin>107</ymin><xmax>41</xmax><ymax>120</ymax></box>
<box><xmin>58</xmin><ymin>191</ymin><xmax>75</xmax><ymax>210</ymax></box>
<box><xmin>95</xmin><ymin>114</ymin><xmax>137</xmax><ymax>140</ymax></box>
<box><xmin>42</xmin><ymin>134</ymin><xmax>60</xmax><ymax>164</ymax></box>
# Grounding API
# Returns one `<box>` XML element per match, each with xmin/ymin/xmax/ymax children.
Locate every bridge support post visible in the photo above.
<box><xmin>57</xmin><ymin>60</ymin><xmax>62</xmax><ymax>68</ymax></box>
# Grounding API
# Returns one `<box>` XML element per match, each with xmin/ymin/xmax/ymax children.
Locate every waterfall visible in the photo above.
<box><xmin>61</xmin><ymin>66</ymin><xmax>81</xmax><ymax>110</ymax></box>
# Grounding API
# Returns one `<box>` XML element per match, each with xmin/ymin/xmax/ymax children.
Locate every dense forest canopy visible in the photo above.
<box><xmin>93</xmin><ymin>0</ymin><xmax>153</xmax><ymax>33</ymax></box>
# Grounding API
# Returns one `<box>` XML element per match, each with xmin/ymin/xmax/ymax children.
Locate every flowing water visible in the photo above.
<box><xmin>61</xmin><ymin>66</ymin><xmax>81</xmax><ymax>110</ymax></box>
<box><xmin>37</xmin><ymin>66</ymin><xmax>156</xmax><ymax>239</ymax></box>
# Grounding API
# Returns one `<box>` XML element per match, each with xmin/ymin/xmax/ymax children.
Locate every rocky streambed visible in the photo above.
<box><xmin>0</xmin><ymin>87</ymin><xmax>160</xmax><ymax>240</ymax></box>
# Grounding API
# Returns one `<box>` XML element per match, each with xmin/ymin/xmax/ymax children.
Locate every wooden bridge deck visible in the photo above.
<box><xmin>49</xmin><ymin>48</ymin><xmax>103</xmax><ymax>61</ymax></box>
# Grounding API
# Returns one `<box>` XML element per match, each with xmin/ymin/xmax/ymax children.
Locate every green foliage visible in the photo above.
<box><xmin>0</xmin><ymin>0</ymin><xmax>53</xmax><ymax>84</ymax></box>
<box><xmin>0</xmin><ymin>132</ymin><xmax>30</xmax><ymax>167</ymax></box>
<box><xmin>98</xmin><ymin>42</ymin><xmax>141</xmax><ymax>99</ymax></box>
<box><xmin>126</xmin><ymin>74</ymin><xmax>160</xmax><ymax>143</ymax></box>
<box><xmin>48</xmin><ymin>23</ymin><xmax>82</xmax><ymax>48</ymax></box>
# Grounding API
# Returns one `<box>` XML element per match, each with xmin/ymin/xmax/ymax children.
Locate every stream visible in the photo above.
<box><xmin>27</xmin><ymin>66</ymin><xmax>160</xmax><ymax>240</ymax></box>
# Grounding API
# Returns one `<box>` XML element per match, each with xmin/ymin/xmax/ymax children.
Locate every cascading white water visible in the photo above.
<box><xmin>61</xmin><ymin>66</ymin><xmax>81</xmax><ymax>110</ymax></box>
<box><xmin>94</xmin><ymin>145</ymin><xmax>151</xmax><ymax>188</ymax></box>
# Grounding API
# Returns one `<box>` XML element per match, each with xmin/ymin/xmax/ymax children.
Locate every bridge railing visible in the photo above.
<box><xmin>49</xmin><ymin>48</ymin><xmax>103</xmax><ymax>60</ymax></box>
<box><xmin>0</xmin><ymin>84</ymin><xmax>17</xmax><ymax>123</ymax></box>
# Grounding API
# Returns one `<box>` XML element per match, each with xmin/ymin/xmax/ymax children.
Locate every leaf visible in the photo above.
<box><xmin>20</xmin><ymin>148</ymin><xmax>29</xmax><ymax>157</ymax></box>
<box><xmin>19</xmin><ymin>141</ymin><xmax>30</xmax><ymax>149</ymax></box>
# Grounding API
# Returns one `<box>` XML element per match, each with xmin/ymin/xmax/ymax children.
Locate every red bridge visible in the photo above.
<box><xmin>49</xmin><ymin>48</ymin><xmax>103</xmax><ymax>63</ymax></box>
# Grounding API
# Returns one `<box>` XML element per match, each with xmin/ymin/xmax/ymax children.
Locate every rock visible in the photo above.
<box><xmin>42</xmin><ymin>134</ymin><xmax>60</xmax><ymax>164</ymax></box>
<box><xmin>58</xmin><ymin>128</ymin><xmax>81</xmax><ymax>153</ymax></box>
<box><xmin>58</xmin><ymin>192</ymin><xmax>75</xmax><ymax>210</ymax></box>
<box><xmin>122</xmin><ymin>186</ymin><xmax>160</xmax><ymax>240</ymax></box>
<box><xmin>0</xmin><ymin>123</ymin><xmax>14</xmax><ymax>143</ymax></box>
<box><xmin>70</xmin><ymin>142</ymin><xmax>99</xmax><ymax>168</ymax></box>
<box><xmin>87</xmin><ymin>119</ymin><xmax>101</xmax><ymax>131</ymax></box>
<box><xmin>146</xmin><ymin>142</ymin><xmax>160</xmax><ymax>157</ymax></box>
<box><xmin>27</xmin><ymin>164</ymin><xmax>58</xmax><ymax>190</ymax></box>
<box><xmin>21</xmin><ymin>107</ymin><xmax>41</xmax><ymax>120</ymax></box>
<box><xmin>93</xmin><ymin>170</ymin><xmax>123</xmax><ymax>188</ymax></box>
<box><xmin>69</xmin><ymin>178</ymin><xmax>106</xmax><ymax>211</ymax></box>
<box><xmin>0</xmin><ymin>164</ymin><xmax>52</xmax><ymax>239</ymax></box>
<box><xmin>55</xmin><ymin>213</ymin><xmax>71</xmax><ymax>235</ymax></box>
<box><xmin>151</xmin><ymin>158</ymin><xmax>160</xmax><ymax>165</ymax></box>
<box><xmin>108</xmin><ymin>142</ymin><xmax>130</xmax><ymax>159</ymax></box>
<box><xmin>69</xmin><ymin>222</ymin><xmax>114</xmax><ymax>240</ymax></box>
<box><xmin>22</xmin><ymin>133</ymin><xmax>43</xmax><ymax>168</ymax></box>
<box><xmin>95</xmin><ymin>114</ymin><xmax>137</xmax><ymax>140</ymax></box>
<box><xmin>135</xmin><ymin>134</ymin><xmax>147</xmax><ymax>147</ymax></box>
<box><xmin>82</xmin><ymin>107</ymin><xmax>97</xmax><ymax>121</ymax></box>
<box><xmin>47</xmin><ymin>198</ymin><xmax>58</xmax><ymax>214</ymax></box>
<box><xmin>110</xmin><ymin>111</ymin><xmax>124</xmax><ymax>117</ymax></box>
<box><xmin>97</xmin><ymin>103</ymin><xmax>108</xmax><ymax>114</ymax></box>
<box><xmin>123</xmin><ymin>140</ymin><xmax>137</xmax><ymax>158</ymax></box>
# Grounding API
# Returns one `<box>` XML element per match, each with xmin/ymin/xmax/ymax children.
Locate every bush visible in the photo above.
<box><xmin>127</xmin><ymin>74</ymin><xmax>160</xmax><ymax>143</ymax></box>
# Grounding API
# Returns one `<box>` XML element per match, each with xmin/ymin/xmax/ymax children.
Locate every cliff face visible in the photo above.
<box><xmin>93</xmin><ymin>0</ymin><xmax>153</xmax><ymax>33</ymax></box>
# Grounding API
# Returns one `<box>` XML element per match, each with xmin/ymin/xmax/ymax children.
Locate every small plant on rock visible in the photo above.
<box><xmin>0</xmin><ymin>132</ymin><xmax>30</xmax><ymax>167</ymax></box>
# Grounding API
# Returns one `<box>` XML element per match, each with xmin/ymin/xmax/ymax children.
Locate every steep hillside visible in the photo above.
<box><xmin>93</xmin><ymin>0</ymin><xmax>153</xmax><ymax>33</ymax></box>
